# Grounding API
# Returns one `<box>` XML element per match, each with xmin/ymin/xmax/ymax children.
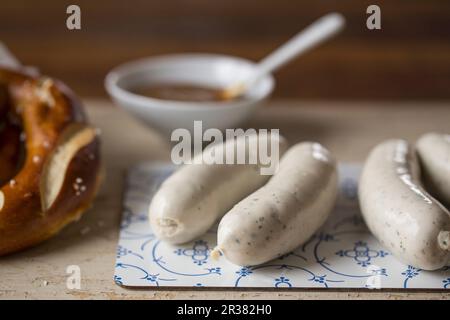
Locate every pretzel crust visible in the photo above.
<box><xmin>0</xmin><ymin>67</ymin><xmax>101</xmax><ymax>255</ymax></box>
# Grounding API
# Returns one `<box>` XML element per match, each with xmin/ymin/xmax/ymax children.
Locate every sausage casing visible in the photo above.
<box><xmin>213</xmin><ymin>142</ymin><xmax>338</xmax><ymax>266</ymax></box>
<box><xmin>359</xmin><ymin>139</ymin><xmax>450</xmax><ymax>270</ymax></box>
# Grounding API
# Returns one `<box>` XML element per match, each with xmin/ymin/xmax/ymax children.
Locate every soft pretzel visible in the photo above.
<box><xmin>0</xmin><ymin>121</ymin><xmax>22</xmax><ymax>184</ymax></box>
<box><xmin>0</xmin><ymin>67</ymin><xmax>101</xmax><ymax>255</ymax></box>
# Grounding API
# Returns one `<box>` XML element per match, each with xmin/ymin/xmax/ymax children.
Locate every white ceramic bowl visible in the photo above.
<box><xmin>105</xmin><ymin>54</ymin><xmax>274</xmax><ymax>136</ymax></box>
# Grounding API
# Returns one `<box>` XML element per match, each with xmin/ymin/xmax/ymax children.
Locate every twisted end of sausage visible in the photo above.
<box><xmin>210</xmin><ymin>246</ymin><xmax>223</xmax><ymax>260</ymax></box>
<box><xmin>154</xmin><ymin>217</ymin><xmax>182</xmax><ymax>238</ymax></box>
<box><xmin>438</xmin><ymin>231</ymin><xmax>450</xmax><ymax>251</ymax></box>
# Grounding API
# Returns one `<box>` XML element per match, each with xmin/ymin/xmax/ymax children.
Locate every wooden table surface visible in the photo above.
<box><xmin>1</xmin><ymin>99</ymin><xmax>449</xmax><ymax>300</ymax></box>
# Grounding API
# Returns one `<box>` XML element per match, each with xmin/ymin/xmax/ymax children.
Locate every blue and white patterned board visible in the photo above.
<box><xmin>115</xmin><ymin>163</ymin><xmax>450</xmax><ymax>289</ymax></box>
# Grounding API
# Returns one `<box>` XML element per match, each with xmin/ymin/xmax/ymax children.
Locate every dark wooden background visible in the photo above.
<box><xmin>1</xmin><ymin>1</ymin><xmax>449</xmax><ymax>100</ymax></box>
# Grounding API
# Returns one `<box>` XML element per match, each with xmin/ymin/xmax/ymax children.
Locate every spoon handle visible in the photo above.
<box><xmin>251</xmin><ymin>12</ymin><xmax>345</xmax><ymax>83</ymax></box>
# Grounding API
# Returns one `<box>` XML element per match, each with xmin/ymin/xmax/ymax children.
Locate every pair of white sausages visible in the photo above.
<box><xmin>149</xmin><ymin>136</ymin><xmax>338</xmax><ymax>266</ymax></box>
<box><xmin>149</xmin><ymin>134</ymin><xmax>289</xmax><ymax>245</ymax></box>
<box><xmin>359</xmin><ymin>133</ymin><xmax>450</xmax><ymax>270</ymax></box>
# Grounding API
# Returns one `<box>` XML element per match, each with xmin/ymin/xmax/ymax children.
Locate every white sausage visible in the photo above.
<box><xmin>359</xmin><ymin>139</ymin><xmax>450</xmax><ymax>270</ymax></box>
<box><xmin>149</xmin><ymin>134</ymin><xmax>288</xmax><ymax>244</ymax></box>
<box><xmin>416</xmin><ymin>132</ymin><xmax>450</xmax><ymax>208</ymax></box>
<box><xmin>212</xmin><ymin>142</ymin><xmax>338</xmax><ymax>266</ymax></box>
